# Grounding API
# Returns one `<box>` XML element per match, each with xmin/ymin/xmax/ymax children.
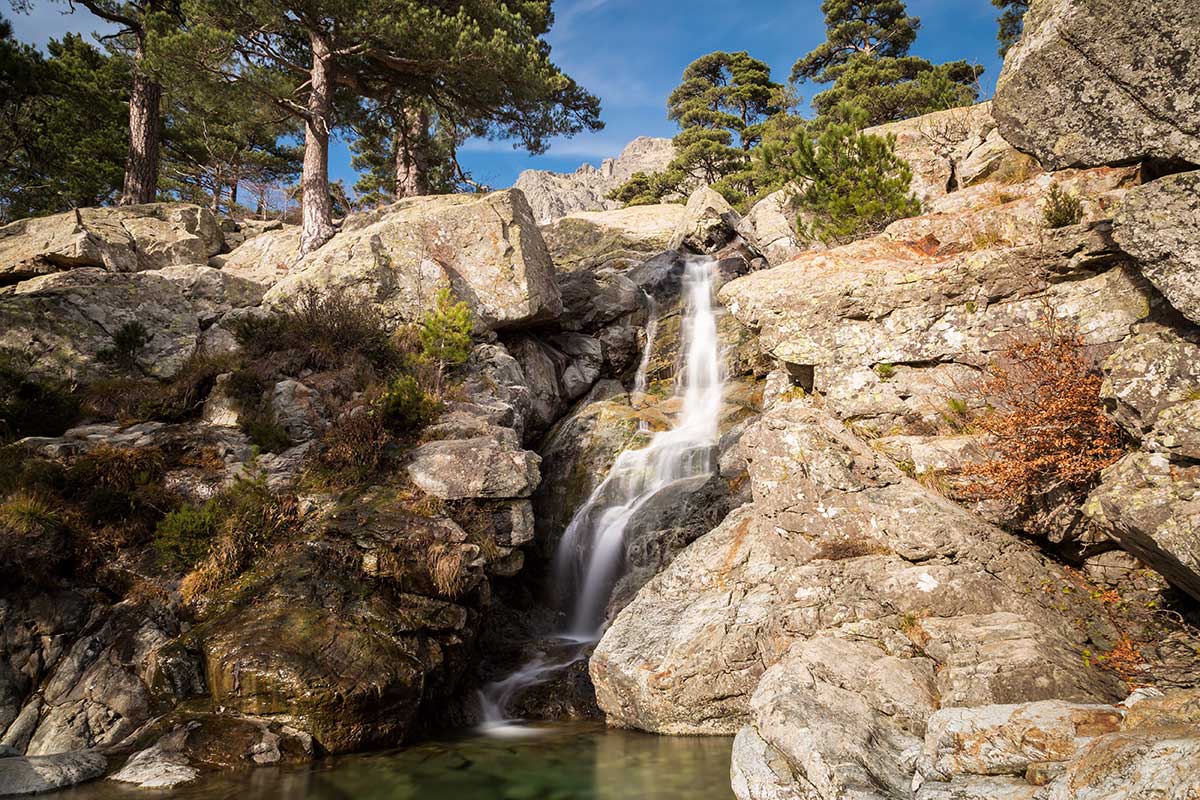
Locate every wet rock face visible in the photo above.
<box><xmin>192</xmin><ymin>509</ymin><xmax>481</xmax><ymax>754</ymax></box>
<box><xmin>591</xmin><ymin>402</ymin><xmax>1129</xmax><ymax>738</ymax></box>
<box><xmin>0</xmin><ymin>592</ymin><xmax>194</xmax><ymax>766</ymax></box>
<box><xmin>0</xmin><ymin>203</ymin><xmax>223</xmax><ymax>286</ymax></box>
<box><xmin>1113</xmin><ymin>170</ymin><xmax>1200</xmax><ymax>325</ymax></box>
<box><xmin>108</xmin><ymin>713</ymin><xmax>314</xmax><ymax>789</ymax></box>
<box><xmin>262</xmin><ymin>190</ymin><xmax>562</xmax><ymax>332</ymax></box>
<box><xmin>993</xmin><ymin>0</ymin><xmax>1200</xmax><ymax>170</ymax></box>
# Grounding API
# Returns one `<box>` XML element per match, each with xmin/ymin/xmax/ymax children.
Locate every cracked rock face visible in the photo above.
<box><xmin>0</xmin><ymin>268</ymin><xmax>200</xmax><ymax>381</ymax></box>
<box><xmin>0</xmin><ymin>203</ymin><xmax>223</xmax><ymax>286</ymax></box>
<box><xmin>590</xmin><ymin>402</ymin><xmax>1127</xmax><ymax>738</ymax></box>
<box><xmin>262</xmin><ymin>190</ymin><xmax>562</xmax><ymax>332</ymax></box>
<box><xmin>1113</xmin><ymin>170</ymin><xmax>1200</xmax><ymax>325</ymax></box>
<box><xmin>993</xmin><ymin>0</ymin><xmax>1200</xmax><ymax>169</ymax></box>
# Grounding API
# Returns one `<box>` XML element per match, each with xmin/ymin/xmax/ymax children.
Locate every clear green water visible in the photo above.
<box><xmin>50</xmin><ymin>722</ymin><xmax>735</xmax><ymax>800</ymax></box>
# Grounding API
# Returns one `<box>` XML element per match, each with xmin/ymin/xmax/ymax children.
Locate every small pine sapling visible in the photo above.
<box><xmin>419</xmin><ymin>288</ymin><xmax>473</xmax><ymax>396</ymax></box>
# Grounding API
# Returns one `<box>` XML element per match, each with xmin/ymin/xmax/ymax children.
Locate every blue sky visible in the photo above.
<box><xmin>9</xmin><ymin>0</ymin><xmax>1006</xmax><ymax>191</ymax></box>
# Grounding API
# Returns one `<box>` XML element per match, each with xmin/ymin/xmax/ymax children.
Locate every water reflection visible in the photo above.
<box><xmin>47</xmin><ymin>723</ymin><xmax>734</xmax><ymax>800</ymax></box>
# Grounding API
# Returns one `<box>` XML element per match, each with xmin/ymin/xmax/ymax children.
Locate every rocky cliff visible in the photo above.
<box><xmin>513</xmin><ymin>137</ymin><xmax>675</xmax><ymax>224</ymax></box>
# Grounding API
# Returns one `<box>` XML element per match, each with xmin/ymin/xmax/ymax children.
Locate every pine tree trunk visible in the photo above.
<box><xmin>299</xmin><ymin>31</ymin><xmax>336</xmax><ymax>255</ymax></box>
<box><xmin>230</xmin><ymin>156</ymin><xmax>240</xmax><ymax>208</ymax></box>
<box><xmin>394</xmin><ymin>107</ymin><xmax>430</xmax><ymax>198</ymax></box>
<box><xmin>120</xmin><ymin>39</ymin><xmax>161</xmax><ymax>206</ymax></box>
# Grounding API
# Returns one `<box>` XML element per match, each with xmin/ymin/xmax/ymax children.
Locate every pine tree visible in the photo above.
<box><xmin>350</xmin><ymin>103</ymin><xmax>468</xmax><ymax>206</ymax></box>
<box><xmin>791</xmin><ymin>0</ymin><xmax>920</xmax><ymax>84</ymax></box>
<box><xmin>419</xmin><ymin>288</ymin><xmax>472</xmax><ymax>396</ymax></box>
<box><xmin>793</xmin><ymin>0</ymin><xmax>980</xmax><ymax>128</ymax></box>
<box><xmin>993</xmin><ymin>0</ymin><xmax>1030</xmax><ymax>57</ymax></box>
<box><xmin>767</xmin><ymin>104</ymin><xmax>921</xmax><ymax>245</ymax></box>
<box><xmin>159</xmin><ymin>76</ymin><xmax>302</xmax><ymax>215</ymax></box>
<box><xmin>0</xmin><ymin>22</ymin><xmax>129</xmax><ymax>220</ymax></box>
<box><xmin>169</xmin><ymin>0</ymin><xmax>603</xmax><ymax>255</ymax></box>
<box><xmin>612</xmin><ymin>51</ymin><xmax>784</xmax><ymax>208</ymax></box>
<box><xmin>11</xmin><ymin>0</ymin><xmax>186</xmax><ymax>205</ymax></box>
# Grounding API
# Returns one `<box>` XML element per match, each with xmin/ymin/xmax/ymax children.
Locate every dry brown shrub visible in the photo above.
<box><xmin>960</xmin><ymin>310</ymin><xmax>1126</xmax><ymax>531</ymax></box>
<box><xmin>814</xmin><ymin>538</ymin><xmax>891</xmax><ymax>561</ymax></box>
<box><xmin>180</xmin><ymin>480</ymin><xmax>301</xmax><ymax>605</ymax></box>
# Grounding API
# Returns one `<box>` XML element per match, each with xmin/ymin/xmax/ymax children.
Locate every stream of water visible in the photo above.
<box><xmin>479</xmin><ymin>255</ymin><xmax>725</xmax><ymax>727</ymax></box>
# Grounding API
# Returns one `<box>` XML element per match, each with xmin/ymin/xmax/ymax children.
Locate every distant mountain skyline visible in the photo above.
<box><xmin>9</xmin><ymin>0</ymin><xmax>1006</xmax><ymax>192</ymax></box>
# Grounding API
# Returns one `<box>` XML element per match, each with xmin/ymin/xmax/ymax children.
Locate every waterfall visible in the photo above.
<box><xmin>632</xmin><ymin>290</ymin><xmax>658</xmax><ymax>434</ymax></box>
<box><xmin>479</xmin><ymin>254</ymin><xmax>725</xmax><ymax>728</ymax></box>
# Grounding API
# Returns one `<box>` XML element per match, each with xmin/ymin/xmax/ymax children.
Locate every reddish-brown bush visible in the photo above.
<box><xmin>962</xmin><ymin>311</ymin><xmax>1126</xmax><ymax>529</ymax></box>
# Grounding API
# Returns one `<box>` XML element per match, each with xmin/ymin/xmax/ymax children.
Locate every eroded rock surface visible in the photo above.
<box><xmin>993</xmin><ymin>0</ymin><xmax>1200</xmax><ymax>169</ymax></box>
<box><xmin>592</xmin><ymin>402</ymin><xmax>1128</xmax><ymax>737</ymax></box>
<box><xmin>0</xmin><ymin>203</ymin><xmax>222</xmax><ymax>286</ymax></box>
<box><xmin>0</xmin><ymin>269</ymin><xmax>200</xmax><ymax>380</ymax></box>
<box><xmin>264</xmin><ymin>190</ymin><xmax>561</xmax><ymax>331</ymax></box>
<box><xmin>1113</xmin><ymin>170</ymin><xmax>1200</xmax><ymax>324</ymax></box>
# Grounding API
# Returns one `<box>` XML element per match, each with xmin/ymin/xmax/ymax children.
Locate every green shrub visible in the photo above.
<box><xmin>306</xmin><ymin>401</ymin><xmax>390</xmax><ymax>489</ymax></box>
<box><xmin>379</xmin><ymin>374</ymin><xmax>438</xmax><ymax>434</ymax></box>
<box><xmin>0</xmin><ymin>350</ymin><xmax>79</xmax><ymax>441</ymax></box>
<box><xmin>244</xmin><ymin>415</ymin><xmax>292</xmax><ymax>453</ymax></box>
<box><xmin>874</xmin><ymin>363</ymin><xmax>896</xmax><ymax>380</ymax></box>
<box><xmin>766</xmin><ymin>104</ymin><xmax>921</xmax><ymax>245</ymax></box>
<box><xmin>98</xmin><ymin>321</ymin><xmax>150</xmax><ymax>371</ymax></box>
<box><xmin>1043</xmin><ymin>185</ymin><xmax>1083</xmax><ymax>229</ymax></box>
<box><xmin>155</xmin><ymin>502</ymin><xmax>220</xmax><ymax>569</ymax></box>
<box><xmin>0</xmin><ymin>491</ymin><xmax>69</xmax><ymax>581</ymax></box>
<box><xmin>420</xmin><ymin>288</ymin><xmax>473</xmax><ymax>394</ymax></box>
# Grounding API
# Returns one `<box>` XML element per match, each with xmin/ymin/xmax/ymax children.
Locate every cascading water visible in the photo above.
<box><xmin>479</xmin><ymin>255</ymin><xmax>725</xmax><ymax>730</ymax></box>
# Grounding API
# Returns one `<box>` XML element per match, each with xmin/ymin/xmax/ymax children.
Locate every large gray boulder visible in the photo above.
<box><xmin>1085</xmin><ymin>452</ymin><xmax>1200</xmax><ymax>602</ymax></box>
<box><xmin>669</xmin><ymin>186</ymin><xmax>740</xmax><ymax>254</ymax></box>
<box><xmin>0</xmin><ymin>203</ymin><xmax>222</xmax><ymax>286</ymax></box>
<box><xmin>1113</xmin><ymin>170</ymin><xmax>1200</xmax><ymax>324</ymax></box>
<box><xmin>212</xmin><ymin>223</ymin><xmax>302</xmax><ymax>286</ymax></box>
<box><xmin>591</xmin><ymin>402</ymin><xmax>1127</xmax><ymax>737</ymax></box>
<box><xmin>542</xmin><ymin>204</ymin><xmax>686</xmax><ymax>274</ymax></box>
<box><xmin>406</xmin><ymin>436</ymin><xmax>541</xmax><ymax>500</ymax></box>
<box><xmin>514</xmin><ymin>137</ymin><xmax>675</xmax><ymax>224</ymax></box>
<box><xmin>735</xmin><ymin>190</ymin><xmax>802</xmax><ymax>267</ymax></box>
<box><xmin>0</xmin><ymin>269</ymin><xmax>200</xmax><ymax>380</ymax></box>
<box><xmin>1085</xmin><ymin>329</ymin><xmax>1200</xmax><ymax>602</ymax></box>
<box><xmin>263</xmin><ymin>190</ymin><xmax>561</xmax><ymax>332</ymax></box>
<box><xmin>993</xmin><ymin>0</ymin><xmax>1200</xmax><ymax>169</ymax></box>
